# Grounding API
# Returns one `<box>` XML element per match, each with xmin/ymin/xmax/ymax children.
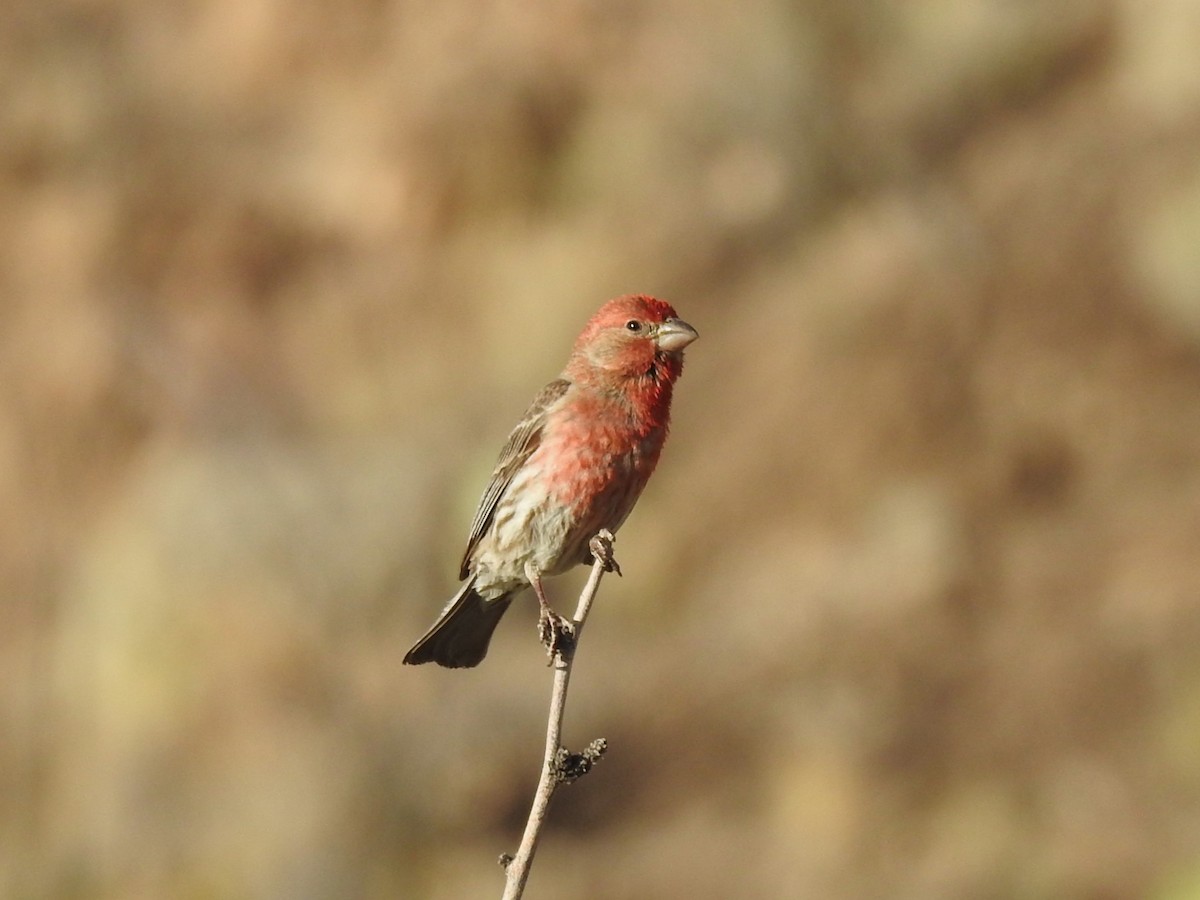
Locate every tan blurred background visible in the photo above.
<box><xmin>4</xmin><ymin>0</ymin><xmax>1200</xmax><ymax>897</ymax></box>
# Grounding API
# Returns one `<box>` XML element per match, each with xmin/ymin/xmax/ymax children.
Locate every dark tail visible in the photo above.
<box><xmin>403</xmin><ymin>579</ymin><xmax>514</xmax><ymax>668</ymax></box>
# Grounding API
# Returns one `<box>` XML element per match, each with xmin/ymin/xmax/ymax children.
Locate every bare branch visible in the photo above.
<box><xmin>500</xmin><ymin>530</ymin><xmax>618</xmax><ymax>899</ymax></box>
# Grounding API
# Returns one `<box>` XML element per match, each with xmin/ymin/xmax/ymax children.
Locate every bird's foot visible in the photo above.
<box><xmin>589</xmin><ymin>528</ymin><xmax>621</xmax><ymax>576</ymax></box>
<box><xmin>538</xmin><ymin>607</ymin><xmax>576</xmax><ymax>661</ymax></box>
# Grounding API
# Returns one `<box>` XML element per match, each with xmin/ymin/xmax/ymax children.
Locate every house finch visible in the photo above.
<box><xmin>403</xmin><ymin>294</ymin><xmax>698</xmax><ymax>668</ymax></box>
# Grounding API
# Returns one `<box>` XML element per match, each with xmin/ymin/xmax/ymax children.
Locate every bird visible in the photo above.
<box><xmin>403</xmin><ymin>294</ymin><xmax>698</xmax><ymax>668</ymax></box>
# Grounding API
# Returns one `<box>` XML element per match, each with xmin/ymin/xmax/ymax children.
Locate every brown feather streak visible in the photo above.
<box><xmin>458</xmin><ymin>378</ymin><xmax>571</xmax><ymax>580</ymax></box>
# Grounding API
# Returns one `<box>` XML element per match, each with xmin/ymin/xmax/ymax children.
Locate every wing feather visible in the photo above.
<box><xmin>458</xmin><ymin>378</ymin><xmax>571</xmax><ymax>579</ymax></box>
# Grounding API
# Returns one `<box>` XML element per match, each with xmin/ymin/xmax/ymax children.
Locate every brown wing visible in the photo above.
<box><xmin>458</xmin><ymin>378</ymin><xmax>571</xmax><ymax>579</ymax></box>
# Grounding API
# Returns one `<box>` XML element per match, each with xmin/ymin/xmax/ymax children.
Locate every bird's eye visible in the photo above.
<box><xmin>625</xmin><ymin>320</ymin><xmax>642</xmax><ymax>333</ymax></box>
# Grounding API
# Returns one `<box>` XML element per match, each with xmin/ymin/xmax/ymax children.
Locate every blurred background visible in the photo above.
<box><xmin>4</xmin><ymin>0</ymin><xmax>1200</xmax><ymax>897</ymax></box>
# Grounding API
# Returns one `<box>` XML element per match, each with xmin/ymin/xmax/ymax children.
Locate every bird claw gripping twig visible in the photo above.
<box><xmin>538</xmin><ymin>529</ymin><xmax>618</xmax><ymax>660</ymax></box>
<box><xmin>588</xmin><ymin>528</ymin><xmax>621</xmax><ymax>576</ymax></box>
<box><xmin>538</xmin><ymin>609</ymin><xmax>576</xmax><ymax>661</ymax></box>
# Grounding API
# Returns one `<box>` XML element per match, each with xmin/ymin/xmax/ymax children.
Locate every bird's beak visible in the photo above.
<box><xmin>654</xmin><ymin>317</ymin><xmax>699</xmax><ymax>352</ymax></box>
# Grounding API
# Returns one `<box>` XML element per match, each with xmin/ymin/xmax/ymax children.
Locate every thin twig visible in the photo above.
<box><xmin>500</xmin><ymin>531</ymin><xmax>616</xmax><ymax>899</ymax></box>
